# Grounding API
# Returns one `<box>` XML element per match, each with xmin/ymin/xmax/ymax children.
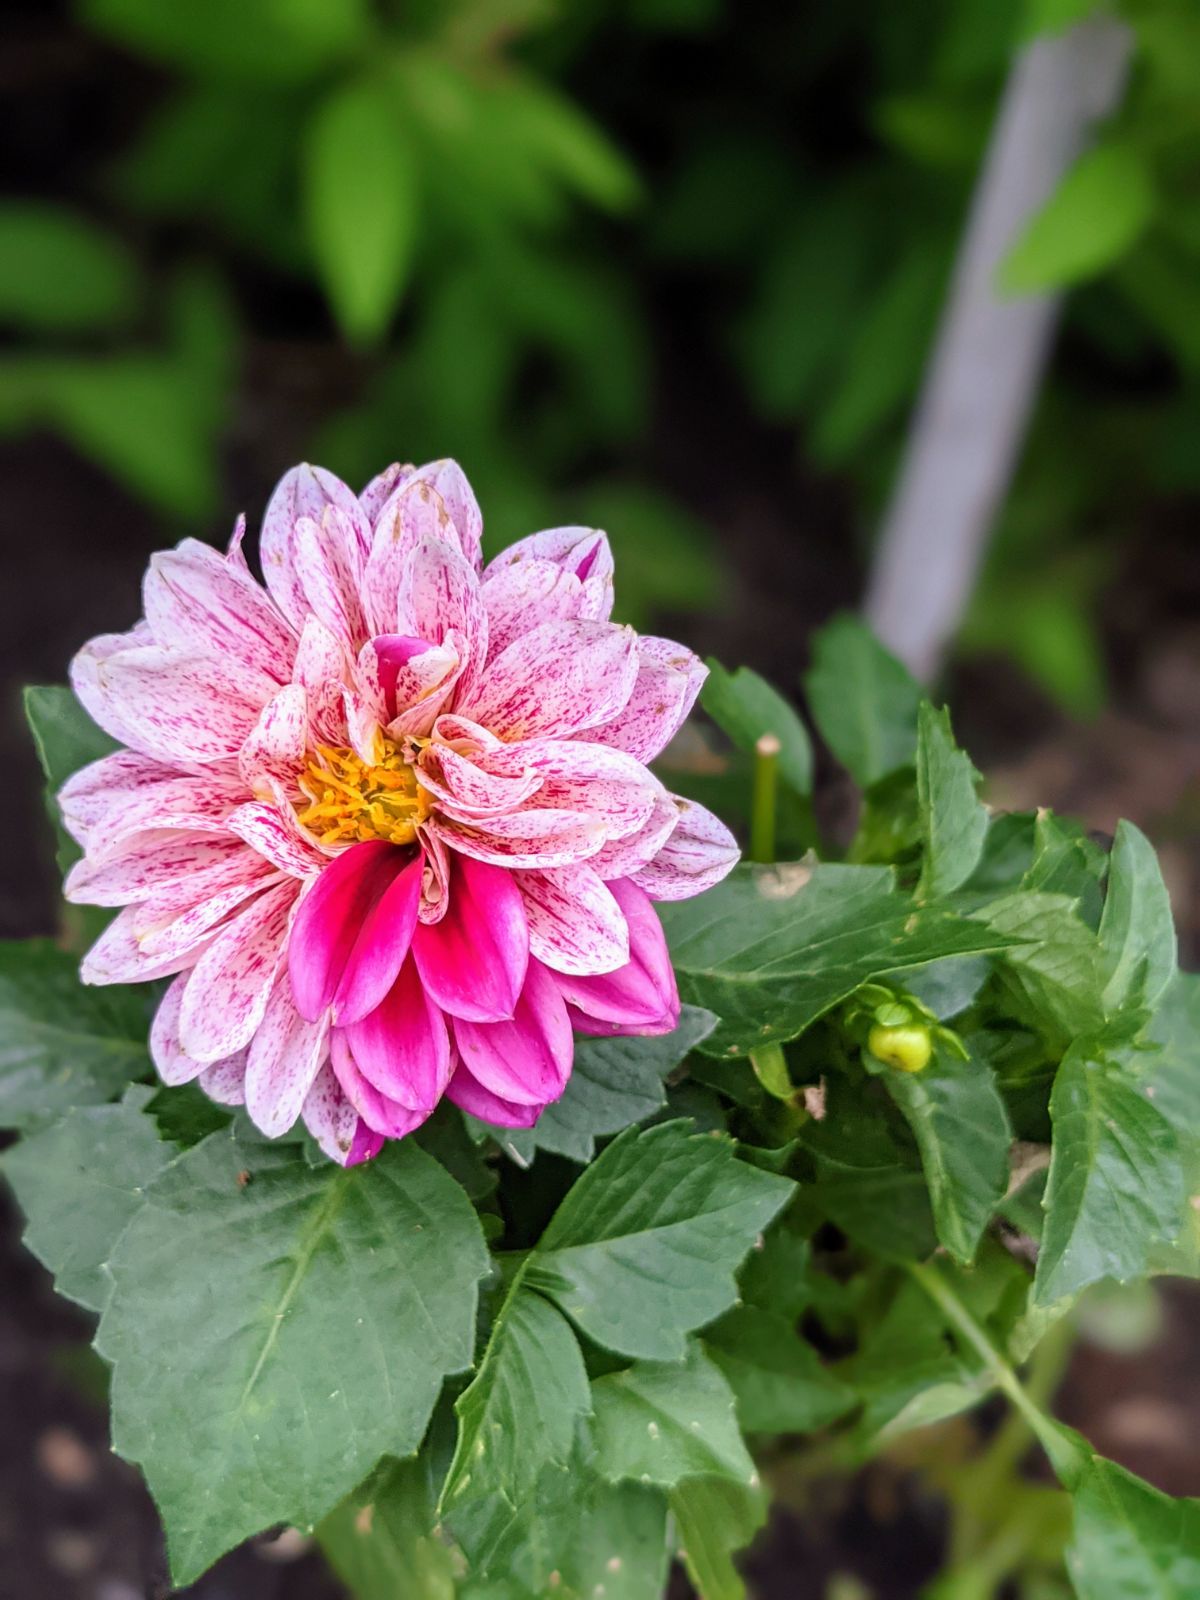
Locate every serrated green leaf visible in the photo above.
<box><xmin>0</xmin><ymin>941</ymin><xmax>152</xmax><ymax>1130</ymax></box>
<box><xmin>96</xmin><ymin>1127</ymin><xmax>489</xmax><ymax>1584</ymax></box>
<box><xmin>526</xmin><ymin>1122</ymin><xmax>792</xmax><ymax>1360</ymax></box>
<box><xmin>591</xmin><ymin>1342</ymin><xmax>755</xmax><ymax>1489</ymax></box>
<box><xmin>441</xmin><ymin>1284</ymin><xmax>589</xmax><ymax>1517</ymax></box>
<box><xmin>804</xmin><ymin>615</ymin><xmax>922</xmax><ymax>787</ymax></box>
<box><xmin>977</xmin><ymin>891</ymin><xmax>1105</xmax><ymax>1041</ymax></box>
<box><xmin>4</xmin><ymin>1087</ymin><xmax>171</xmax><ymax>1312</ymax></box>
<box><xmin>1022</xmin><ymin>810</ymin><xmax>1107</xmax><ymax>922</ymax></box>
<box><xmin>704</xmin><ymin>1305</ymin><xmax>855</xmax><ymax>1433</ymax></box>
<box><xmin>702</xmin><ymin>661</ymin><xmax>813</xmax><ymax>794</ymax></box>
<box><xmin>317</xmin><ymin>1455</ymin><xmax>456</xmax><ymax>1600</ymax></box>
<box><xmin>1036</xmin><ymin>1035</ymin><xmax>1184</xmax><ymax>1306</ymax></box>
<box><xmin>669</xmin><ymin>1475</ymin><xmax>768</xmax><ymax>1600</ymax></box>
<box><xmin>999</xmin><ymin>143</ymin><xmax>1154</xmax><ymax>295</ymax></box>
<box><xmin>532</xmin><ymin>1007</ymin><xmax>715</xmax><ymax>1162</ymax></box>
<box><xmin>0</xmin><ymin>205</ymin><xmax>138</xmax><ymax>334</ymax></box>
<box><xmin>1068</xmin><ymin>1457</ymin><xmax>1200</xmax><ymax>1598</ymax></box>
<box><xmin>662</xmin><ymin>861</ymin><xmax>1017</xmax><ymax>1058</ymax></box>
<box><xmin>884</xmin><ymin>1046</ymin><xmax>1012</xmax><ymax>1264</ymax></box>
<box><xmin>303</xmin><ymin>79</ymin><xmax>418</xmax><ymax>345</ymax></box>
<box><xmin>1098</xmin><ymin>820</ymin><xmax>1177</xmax><ymax>1018</ymax></box>
<box><xmin>915</xmin><ymin>702</ymin><xmax>988</xmax><ymax>899</ymax></box>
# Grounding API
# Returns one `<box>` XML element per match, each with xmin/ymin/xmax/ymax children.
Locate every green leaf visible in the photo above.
<box><xmin>0</xmin><ymin>941</ymin><xmax>152</xmax><ymax>1130</ymax></box>
<box><xmin>703</xmin><ymin>1305</ymin><xmax>856</xmax><ymax>1434</ymax></box>
<box><xmin>591</xmin><ymin>1342</ymin><xmax>755</xmax><ymax>1488</ymax></box>
<box><xmin>1022</xmin><ymin>810</ymin><xmax>1106</xmax><ymax>919</ymax></box>
<box><xmin>1035</xmin><ymin>1034</ymin><xmax>1184</xmax><ymax>1306</ymax></box>
<box><xmin>999</xmin><ymin>143</ymin><xmax>1155</xmax><ymax>295</ymax></box>
<box><xmin>317</xmin><ymin>1456</ymin><xmax>456</xmax><ymax>1600</ymax></box>
<box><xmin>1068</xmin><ymin>1457</ymin><xmax>1200</xmax><ymax>1599</ymax></box>
<box><xmin>4</xmin><ymin>1088</ymin><xmax>171</xmax><ymax>1312</ymax></box>
<box><xmin>532</xmin><ymin>1006</ymin><xmax>715</xmax><ymax>1162</ymax></box>
<box><xmin>804</xmin><ymin>615</ymin><xmax>922</xmax><ymax>787</ymax></box>
<box><xmin>702</xmin><ymin>661</ymin><xmax>813</xmax><ymax>794</ymax></box>
<box><xmin>441</xmin><ymin>1284</ymin><xmax>589</xmax><ymax>1518</ymax></box>
<box><xmin>1098</xmin><ymin>820</ymin><xmax>1177</xmax><ymax>1018</ymax></box>
<box><xmin>303</xmin><ymin>79</ymin><xmax>418</xmax><ymax>346</ymax></box>
<box><xmin>526</xmin><ymin>1122</ymin><xmax>792</xmax><ymax>1360</ymax></box>
<box><xmin>96</xmin><ymin>1127</ymin><xmax>489</xmax><ymax>1585</ymax></box>
<box><xmin>915</xmin><ymin>702</ymin><xmax>988</xmax><ymax>899</ymax></box>
<box><xmin>661</xmin><ymin>861</ymin><xmax>1018</xmax><ymax>1058</ymax></box>
<box><xmin>0</xmin><ymin>205</ymin><xmax>138</xmax><ymax>334</ymax></box>
<box><xmin>669</xmin><ymin>1475</ymin><xmax>767</xmax><ymax>1600</ymax></box>
<box><xmin>884</xmin><ymin>1047</ymin><xmax>1012</xmax><ymax>1265</ymax></box>
<box><xmin>977</xmin><ymin>891</ymin><xmax>1106</xmax><ymax>1041</ymax></box>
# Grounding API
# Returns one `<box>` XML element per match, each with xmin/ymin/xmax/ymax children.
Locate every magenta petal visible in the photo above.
<box><xmin>340</xmin><ymin>958</ymin><xmax>451</xmax><ymax>1110</ymax></box>
<box><xmin>446</xmin><ymin>1058</ymin><xmax>544</xmax><ymax>1128</ymax></box>
<box><xmin>553</xmin><ymin>877</ymin><xmax>679</xmax><ymax>1029</ymax></box>
<box><xmin>288</xmin><ymin>841</ymin><xmax>405</xmax><ymax>1022</ymax></box>
<box><xmin>373</xmin><ymin>634</ymin><xmax>434</xmax><ymax>718</ymax></box>
<box><xmin>329</xmin><ymin>1030</ymin><xmax>433</xmax><ymax>1138</ymax></box>
<box><xmin>332</xmin><ymin>853</ymin><xmax>423</xmax><ymax>1025</ymax></box>
<box><xmin>451</xmin><ymin>958</ymin><xmax>572</xmax><ymax>1106</ymax></box>
<box><xmin>347</xmin><ymin>1120</ymin><xmax>385</xmax><ymax>1166</ymax></box>
<box><xmin>412</xmin><ymin>854</ymin><xmax>529</xmax><ymax>1022</ymax></box>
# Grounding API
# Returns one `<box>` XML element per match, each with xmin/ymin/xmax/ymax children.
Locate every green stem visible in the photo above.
<box><xmin>750</xmin><ymin>733</ymin><xmax>781</xmax><ymax>863</ymax></box>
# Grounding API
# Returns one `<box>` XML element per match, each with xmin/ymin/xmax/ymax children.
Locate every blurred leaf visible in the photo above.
<box><xmin>579</xmin><ymin>482</ymin><xmax>721</xmax><ymax>630</ymax></box>
<box><xmin>669</xmin><ymin>1475</ymin><xmax>767</xmax><ymax>1600</ymax></box>
<box><xmin>999</xmin><ymin>144</ymin><xmax>1155</xmax><ymax>296</ymax></box>
<box><xmin>874</xmin><ymin>94</ymin><xmax>990</xmax><ymax>171</ymax></box>
<box><xmin>303</xmin><ymin>79</ymin><xmax>419</xmax><ymax>346</ymax></box>
<box><xmin>318</xmin><ymin>1456</ymin><xmax>456</xmax><ymax>1600</ymax></box>
<box><xmin>82</xmin><ymin>0</ymin><xmax>370</xmax><ymax>84</ymax></box>
<box><xmin>805</xmin><ymin>615</ymin><xmax>922</xmax><ymax>787</ymax></box>
<box><xmin>1068</xmin><ymin>1458</ymin><xmax>1200</xmax><ymax>1598</ymax></box>
<box><xmin>0</xmin><ymin>205</ymin><xmax>138</xmax><ymax>334</ymax></box>
<box><xmin>704</xmin><ymin>1305</ymin><xmax>856</xmax><ymax>1434</ymax></box>
<box><xmin>652</xmin><ymin>136</ymin><xmax>796</xmax><ymax>264</ymax></box>
<box><xmin>702</xmin><ymin>661</ymin><xmax>814</xmax><ymax>795</ymax></box>
<box><xmin>962</xmin><ymin>581</ymin><xmax>1108</xmax><ymax>719</ymax></box>
<box><xmin>1023</xmin><ymin>0</ymin><xmax>1100</xmax><ymax>37</ymax></box>
<box><xmin>915</xmin><ymin>702</ymin><xmax>988</xmax><ymax>899</ymax></box>
<box><xmin>501</xmin><ymin>75</ymin><xmax>640</xmax><ymax>213</ymax></box>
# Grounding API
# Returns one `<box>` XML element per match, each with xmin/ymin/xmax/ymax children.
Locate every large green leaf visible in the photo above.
<box><xmin>702</xmin><ymin>660</ymin><xmax>813</xmax><ymax>794</ymax></box>
<box><xmin>703</xmin><ymin>1305</ymin><xmax>855</xmax><ymax>1433</ymax></box>
<box><xmin>662</xmin><ymin>861</ymin><xmax>1016</xmax><ymax>1058</ymax></box>
<box><xmin>1035</xmin><ymin>1033</ymin><xmax>1184</xmax><ymax>1306</ymax></box>
<box><xmin>915</xmin><ymin>702</ymin><xmax>987</xmax><ymax>899</ymax></box>
<box><xmin>317</xmin><ymin>1456</ymin><xmax>456</xmax><ymax>1600</ymax></box>
<box><xmin>0</xmin><ymin>941</ymin><xmax>152</xmax><ymax>1130</ymax></box>
<box><xmin>590</xmin><ymin>1342</ymin><xmax>755</xmax><ymax>1489</ymax></box>
<box><xmin>804</xmin><ymin>614</ymin><xmax>921</xmax><ymax>787</ymax></box>
<box><xmin>1098</xmin><ymin>820</ymin><xmax>1177</xmax><ymax>1018</ymax></box>
<box><xmin>0</xmin><ymin>205</ymin><xmax>138</xmax><ymax>334</ymax></box>
<box><xmin>1068</xmin><ymin>1457</ymin><xmax>1200</xmax><ymax>1598</ymax></box>
<box><xmin>531</xmin><ymin>1006</ymin><xmax>715</xmax><ymax>1162</ymax></box>
<box><xmin>669</xmin><ymin>1475</ymin><xmax>768</xmax><ymax>1600</ymax></box>
<box><xmin>303</xmin><ymin>79</ymin><xmax>418</xmax><ymax>345</ymax></box>
<box><xmin>977</xmin><ymin>891</ymin><xmax>1106</xmax><ymax>1041</ymax></box>
<box><xmin>4</xmin><ymin>1088</ymin><xmax>171</xmax><ymax>1312</ymax></box>
<box><xmin>883</xmin><ymin>1046</ymin><xmax>1011</xmax><ymax>1265</ymax></box>
<box><xmin>526</xmin><ymin>1122</ymin><xmax>792</xmax><ymax>1360</ymax></box>
<box><xmin>96</xmin><ymin>1127</ymin><xmax>489</xmax><ymax>1584</ymax></box>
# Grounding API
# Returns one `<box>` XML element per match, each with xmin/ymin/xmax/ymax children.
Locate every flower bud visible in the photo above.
<box><xmin>867</xmin><ymin>1022</ymin><xmax>932</xmax><ymax>1074</ymax></box>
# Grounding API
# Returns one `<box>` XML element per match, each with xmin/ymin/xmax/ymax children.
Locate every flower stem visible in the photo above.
<box><xmin>750</xmin><ymin>732</ymin><xmax>781</xmax><ymax>864</ymax></box>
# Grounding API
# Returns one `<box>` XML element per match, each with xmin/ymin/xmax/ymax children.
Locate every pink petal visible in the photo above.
<box><xmin>292</xmin><ymin>615</ymin><xmax>350</xmax><ymax>746</ymax></box>
<box><xmin>287</xmin><ymin>840</ymin><xmax>410</xmax><ymax>1022</ymax></box>
<box><xmin>406</xmin><ymin>460</ymin><xmax>483</xmax><ymax>571</ymax></box>
<box><xmin>451</xmin><ymin>957</ymin><xmax>572</xmax><ymax>1106</ymax></box>
<box><xmin>515</xmin><ymin>865</ymin><xmax>629</xmax><ymax>977</ymax></box>
<box><xmin>329</xmin><ymin>1031</ymin><xmax>433</xmax><ymax>1138</ymax></box>
<box><xmin>631</xmin><ymin>797</ymin><xmax>740</xmax><ymax>901</ymax></box>
<box><xmin>484</xmin><ymin>524</ymin><xmax>613</xmax><ymax>594</ymax></box>
<box><xmin>239</xmin><ymin>683</ymin><xmax>308</xmax><ymax>791</ymax></box>
<box><xmin>301</xmin><ymin>1063</ymin><xmax>360</xmax><ymax>1162</ymax></box>
<box><xmin>199</xmin><ymin>1054</ymin><xmax>248</xmax><ymax>1105</ymax></box>
<box><xmin>587</xmin><ymin>792</ymin><xmax>681</xmax><ymax>881</ymax></box>
<box><xmin>395</xmin><ymin>534</ymin><xmax>489</xmax><ymax>708</ymax></box>
<box><xmin>553</xmin><ymin>877</ymin><xmax>678</xmax><ymax>1031</ymax></box>
<box><xmin>460</xmin><ymin>620</ymin><xmax>637</xmax><ymax>741</ymax></box>
<box><xmin>445</xmin><ymin>1058</ymin><xmax>544</xmax><ymax>1128</ymax></box>
<box><xmin>515</xmin><ymin>739</ymin><xmax>659</xmax><ymax>841</ymax></box>
<box><xmin>64</xmin><ymin>833</ymin><xmax>248</xmax><ymax>906</ymax></box>
<box><xmin>360</xmin><ymin>462</ymin><xmax>412</xmax><ymax>523</ymax></box>
<box><xmin>149</xmin><ymin>975</ymin><xmax>205</xmax><ymax>1086</ymax></box>
<box><xmin>386</xmin><ymin>628</ymin><xmax>468</xmax><ymax>738</ymax></box>
<box><xmin>178</xmin><ymin>878</ymin><xmax>297</xmax><ymax>1062</ymax></box>
<box><xmin>588</xmin><ymin>637</ymin><xmax>708</xmax><ymax>763</ymax></box>
<box><xmin>294</xmin><ymin>509</ymin><xmax>367</xmax><ymax>650</ymax></box>
<box><xmin>143</xmin><ymin>537</ymin><xmax>296</xmax><ymax>683</ymax></box>
<box><xmin>331</xmin><ymin>853</ymin><xmax>424</xmax><ymax>1025</ymax></box>
<box><xmin>347</xmin><ymin>1121</ymin><xmax>385</xmax><ymax>1166</ymax></box>
<box><xmin>80</xmin><ymin>903</ymin><xmax>208</xmax><ymax>987</ymax></box>
<box><xmin>339</xmin><ymin>957</ymin><xmax>451</xmax><ymax>1109</ymax></box>
<box><xmin>68</xmin><ymin>624</ymin><xmax>157</xmax><ymax>753</ymax></box>
<box><xmin>227</xmin><ymin>799</ymin><xmax>328</xmax><ymax>877</ymax></box>
<box><xmin>135</xmin><ymin>864</ymin><xmax>284</xmax><ymax>964</ymax></box>
<box><xmin>362</xmin><ymin>476</ymin><xmax>459</xmax><ymax>636</ymax></box>
<box><xmin>481</xmin><ymin>561</ymin><xmax>585</xmax><ymax>662</ymax></box>
<box><xmin>244</xmin><ymin>976</ymin><xmax>331</xmax><ymax>1136</ymax></box>
<box><xmin>58</xmin><ymin>750</ymin><xmax>183</xmax><ymax>847</ymax></box>
<box><xmin>416</xmin><ymin>741</ymin><xmax>541</xmax><ymax>820</ymax></box>
<box><xmin>364</xmin><ymin>634</ymin><xmax>462</xmax><ymax>729</ymax></box>
<box><xmin>429</xmin><ymin>811</ymin><xmax>607</xmax><ymax>872</ymax></box>
<box><xmin>261</xmin><ymin>463</ymin><xmax>370</xmax><ymax>629</ymax></box>
<box><xmin>78</xmin><ymin>770</ymin><xmax>244</xmax><ymax>861</ymax></box>
<box><xmin>411</xmin><ymin>853</ymin><xmax>529</xmax><ymax>1022</ymax></box>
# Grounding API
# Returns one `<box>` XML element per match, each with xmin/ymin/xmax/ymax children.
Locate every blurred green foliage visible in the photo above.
<box><xmin>2</xmin><ymin>0</ymin><xmax>1199</xmax><ymax>695</ymax></box>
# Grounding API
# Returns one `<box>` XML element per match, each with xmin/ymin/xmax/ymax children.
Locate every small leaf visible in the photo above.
<box><xmin>4</xmin><ymin>1088</ymin><xmax>172</xmax><ymax>1312</ymax></box>
<box><xmin>999</xmin><ymin>143</ymin><xmax>1155</xmax><ymax>295</ymax></box>
<box><xmin>704</xmin><ymin>1305</ymin><xmax>855</xmax><ymax>1433</ymax></box>
<box><xmin>97</xmin><ymin>1127</ymin><xmax>489</xmax><ymax>1585</ymax></box>
<box><xmin>526</xmin><ymin>1122</ymin><xmax>793</xmax><ymax>1360</ymax></box>
<box><xmin>1098</xmin><ymin>820</ymin><xmax>1177</xmax><ymax>1018</ymax></box>
<box><xmin>1068</xmin><ymin>1457</ymin><xmax>1200</xmax><ymax>1599</ymax></box>
<box><xmin>303</xmin><ymin>79</ymin><xmax>418</xmax><ymax>346</ymax></box>
<box><xmin>669</xmin><ymin>1475</ymin><xmax>767</xmax><ymax>1600</ymax></box>
<box><xmin>702</xmin><ymin>661</ymin><xmax>813</xmax><ymax>795</ymax></box>
<box><xmin>318</xmin><ymin>1456</ymin><xmax>456</xmax><ymax>1600</ymax></box>
<box><xmin>0</xmin><ymin>205</ymin><xmax>138</xmax><ymax>333</ymax></box>
<box><xmin>591</xmin><ymin>1342</ymin><xmax>755</xmax><ymax>1488</ymax></box>
<box><xmin>915</xmin><ymin>702</ymin><xmax>988</xmax><ymax>899</ymax></box>
<box><xmin>804</xmin><ymin>615</ymin><xmax>922</xmax><ymax>787</ymax></box>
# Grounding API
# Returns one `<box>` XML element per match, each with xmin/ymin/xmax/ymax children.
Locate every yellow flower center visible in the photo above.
<box><xmin>295</xmin><ymin>740</ymin><xmax>431</xmax><ymax>848</ymax></box>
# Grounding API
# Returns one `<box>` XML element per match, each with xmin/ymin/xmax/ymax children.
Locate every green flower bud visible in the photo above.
<box><xmin>867</xmin><ymin>1022</ymin><xmax>932</xmax><ymax>1074</ymax></box>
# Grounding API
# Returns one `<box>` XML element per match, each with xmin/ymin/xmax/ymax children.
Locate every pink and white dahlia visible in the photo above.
<box><xmin>62</xmin><ymin>460</ymin><xmax>738</xmax><ymax>1164</ymax></box>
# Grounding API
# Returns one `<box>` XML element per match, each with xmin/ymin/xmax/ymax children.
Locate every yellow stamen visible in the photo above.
<box><xmin>295</xmin><ymin>740</ymin><xmax>431</xmax><ymax>848</ymax></box>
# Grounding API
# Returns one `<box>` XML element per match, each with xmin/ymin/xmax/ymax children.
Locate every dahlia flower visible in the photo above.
<box><xmin>62</xmin><ymin>460</ymin><xmax>738</xmax><ymax>1164</ymax></box>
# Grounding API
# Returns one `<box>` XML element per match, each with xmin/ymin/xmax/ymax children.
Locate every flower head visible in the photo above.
<box><xmin>63</xmin><ymin>461</ymin><xmax>738</xmax><ymax>1163</ymax></box>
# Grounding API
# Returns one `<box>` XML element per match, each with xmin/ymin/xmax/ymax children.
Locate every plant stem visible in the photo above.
<box><xmin>750</xmin><ymin>732</ymin><xmax>781</xmax><ymax>864</ymax></box>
